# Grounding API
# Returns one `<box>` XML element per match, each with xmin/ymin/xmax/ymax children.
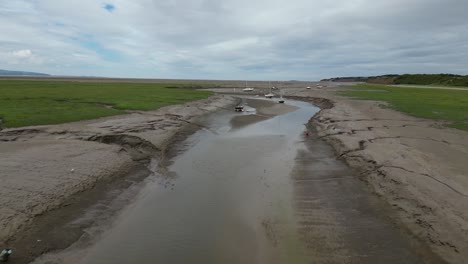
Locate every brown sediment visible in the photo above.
<box><xmin>0</xmin><ymin>95</ymin><xmax>237</xmax><ymax>263</ymax></box>
<box><xmin>230</xmin><ymin>115</ymin><xmax>270</xmax><ymax>129</ymax></box>
<box><xmin>230</xmin><ymin>98</ymin><xmax>298</xmax><ymax>129</ymax></box>
<box><xmin>291</xmin><ymin>126</ymin><xmax>444</xmax><ymax>263</ymax></box>
<box><xmin>3</xmin><ymin>165</ymin><xmax>150</xmax><ymax>264</ymax></box>
<box><xmin>0</xmin><ymin>94</ymin><xmax>297</xmax><ymax>263</ymax></box>
<box><xmin>284</xmin><ymin>96</ymin><xmax>334</xmax><ymax>110</ymax></box>
<box><xmin>280</xmin><ymin>86</ymin><xmax>468</xmax><ymax>263</ymax></box>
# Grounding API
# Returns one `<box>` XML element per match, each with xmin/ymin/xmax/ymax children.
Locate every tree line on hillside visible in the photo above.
<box><xmin>321</xmin><ymin>74</ymin><xmax>468</xmax><ymax>87</ymax></box>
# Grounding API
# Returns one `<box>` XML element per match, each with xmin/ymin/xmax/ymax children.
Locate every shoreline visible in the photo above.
<box><xmin>0</xmin><ymin>95</ymin><xmax>237</xmax><ymax>263</ymax></box>
<box><xmin>287</xmin><ymin>88</ymin><xmax>467</xmax><ymax>263</ymax></box>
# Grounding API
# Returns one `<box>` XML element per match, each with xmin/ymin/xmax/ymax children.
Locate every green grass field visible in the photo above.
<box><xmin>0</xmin><ymin>80</ymin><xmax>212</xmax><ymax>128</ymax></box>
<box><xmin>339</xmin><ymin>84</ymin><xmax>468</xmax><ymax>130</ymax></box>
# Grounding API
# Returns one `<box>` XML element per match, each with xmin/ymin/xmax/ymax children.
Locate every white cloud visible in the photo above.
<box><xmin>207</xmin><ymin>38</ymin><xmax>262</xmax><ymax>52</ymax></box>
<box><xmin>0</xmin><ymin>0</ymin><xmax>467</xmax><ymax>79</ymax></box>
<box><xmin>0</xmin><ymin>49</ymin><xmax>44</xmax><ymax>65</ymax></box>
<box><xmin>11</xmin><ymin>49</ymin><xmax>32</xmax><ymax>58</ymax></box>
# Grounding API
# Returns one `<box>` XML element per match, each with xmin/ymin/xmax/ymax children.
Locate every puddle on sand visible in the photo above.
<box><xmin>33</xmin><ymin>98</ymin><xmax>440</xmax><ymax>264</ymax></box>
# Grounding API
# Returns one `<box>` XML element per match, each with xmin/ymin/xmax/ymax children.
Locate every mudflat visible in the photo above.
<box><xmin>287</xmin><ymin>86</ymin><xmax>468</xmax><ymax>263</ymax></box>
<box><xmin>211</xmin><ymin>82</ymin><xmax>468</xmax><ymax>263</ymax></box>
<box><xmin>0</xmin><ymin>94</ymin><xmax>301</xmax><ymax>263</ymax></box>
<box><xmin>31</xmin><ymin>98</ymin><xmax>439</xmax><ymax>264</ymax></box>
<box><xmin>0</xmin><ymin>95</ymin><xmax>236</xmax><ymax>258</ymax></box>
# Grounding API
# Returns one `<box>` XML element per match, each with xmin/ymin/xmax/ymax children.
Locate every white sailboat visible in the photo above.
<box><xmin>243</xmin><ymin>81</ymin><xmax>254</xmax><ymax>92</ymax></box>
<box><xmin>265</xmin><ymin>81</ymin><xmax>275</xmax><ymax>98</ymax></box>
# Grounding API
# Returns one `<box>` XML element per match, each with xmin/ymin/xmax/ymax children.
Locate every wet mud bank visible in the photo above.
<box><xmin>296</xmin><ymin>92</ymin><xmax>468</xmax><ymax>263</ymax></box>
<box><xmin>0</xmin><ymin>95</ymin><xmax>237</xmax><ymax>263</ymax></box>
<box><xmin>285</xmin><ymin>95</ymin><xmax>334</xmax><ymax>110</ymax></box>
<box><xmin>5</xmin><ymin>124</ymin><xmax>210</xmax><ymax>264</ymax></box>
<box><xmin>294</xmin><ymin>125</ymin><xmax>442</xmax><ymax>263</ymax></box>
<box><xmin>5</xmin><ymin>165</ymin><xmax>150</xmax><ymax>264</ymax></box>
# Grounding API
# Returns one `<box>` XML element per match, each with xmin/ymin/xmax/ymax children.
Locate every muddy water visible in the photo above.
<box><xmin>57</xmin><ymin>99</ymin><xmax>434</xmax><ymax>264</ymax></box>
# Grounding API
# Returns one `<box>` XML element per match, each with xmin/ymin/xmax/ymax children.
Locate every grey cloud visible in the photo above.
<box><xmin>0</xmin><ymin>0</ymin><xmax>467</xmax><ymax>79</ymax></box>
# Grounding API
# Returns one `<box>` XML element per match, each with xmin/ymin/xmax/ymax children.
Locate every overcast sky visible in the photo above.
<box><xmin>0</xmin><ymin>0</ymin><xmax>467</xmax><ymax>80</ymax></box>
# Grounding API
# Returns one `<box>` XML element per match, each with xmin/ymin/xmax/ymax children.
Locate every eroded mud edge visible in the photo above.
<box><xmin>1</xmin><ymin>96</ymin><xmax>238</xmax><ymax>263</ymax></box>
<box><xmin>293</xmin><ymin>95</ymin><xmax>461</xmax><ymax>264</ymax></box>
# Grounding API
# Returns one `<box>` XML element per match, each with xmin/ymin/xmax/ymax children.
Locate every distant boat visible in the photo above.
<box><xmin>306</xmin><ymin>86</ymin><xmax>311</xmax><ymax>89</ymax></box>
<box><xmin>270</xmin><ymin>81</ymin><xmax>278</xmax><ymax>90</ymax></box>
<box><xmin>235</xmin><ymin>104</ymin><xmax>244</xmax><ymax>112</ymax></box>
<box><xmin>278</xmin><ymin>90</ymin><xmax>285</xmax><ymax>103</ymax></box>
<box><xmin>265</xmin><ymin>82</ymin><xmax>275</xmax><ymax>98</ymax></box>
<box><xmin>243</xmin><ymin>81</ymin><xmax>254</xmax><ymax>92</ymax></box>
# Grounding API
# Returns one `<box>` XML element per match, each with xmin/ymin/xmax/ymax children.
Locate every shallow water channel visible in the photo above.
<box><xmin>50</xmin><ymin>99</ymin><xmax>436</xmax><ymax>263</ymax></box>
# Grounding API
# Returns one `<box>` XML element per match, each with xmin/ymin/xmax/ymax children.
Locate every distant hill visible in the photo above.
<box><xmin>322</xmin><ymin>74</ymin><xmax>468</xmax><ymax>87</ymax></box>
<box><xmin>0</xmin><ymin>69</ymin><xmax>49</xmax><ymax>76</ymax></box>
<box><xmin>321</xmin><ymin>76</ymin><xmax>372</xmax><ymax>82</ymax></box>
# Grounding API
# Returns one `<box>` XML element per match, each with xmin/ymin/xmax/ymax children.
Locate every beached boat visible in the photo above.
<box><xmin>265</xmin><ymin>83</ymin><xmax>275</xmax><ymax>98</ymax></box>
<box><xmin>278</xmin><ymin>90</ymin><xmax>285</xmax><ymax>103</ymax></box>
<box><xmin>243</xmin><ymin>81</ymin><xmax>254</xmax><ymax>92</ymax></box>
<box><xmin>235</xmin><ymin>105</ymin><xmax>244</xmax><ymax>112</ymax></box>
